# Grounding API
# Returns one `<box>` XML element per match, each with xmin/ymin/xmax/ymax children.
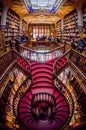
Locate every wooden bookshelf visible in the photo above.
<box><xmin>56</xmin><ymin>20</ymin><xmax>62</xmax><ymax>41</ymax></box>
<box><xmin>63</xmin><ymin>9</ymin><xmax>79</xmax><ymax>44</ymax></box>
<box><xmin>0</xmin><ymin>26</ymin><xmax>6</xmax><ymax>52</ymax></box>
<box><xmin>82</xmin><ymin>5</ymin><xmax>86</xmax><ymax>38</ymax></box>
<box><xmin>0</xmin><ymin>2</ymin><xmax>3</xmax><ymax>52</ymax></box>
<box><xmin>0</xmin><ymin>2</ymin><xmax>3</xmax><ymax>25</ymax></box>
<box><xmin>22</xmin><ymin>19</ymin><xmax>27</xmax><ymax>32</ymax></box>
<box><xmin>5</xmin><ymin>8</ymin><xmax>20</xmax><ymax>39</ymax></box>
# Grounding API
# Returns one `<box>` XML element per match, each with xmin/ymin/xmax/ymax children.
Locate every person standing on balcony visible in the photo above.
<box><xmin>51</xmin><ymin>35</ymin><xmax>54</xmax><ymax>43</ymax></box>
<box><xmin>20</xmin><ymin>33</ymin><xmax>26</xmax><ymax>42</ymax></box>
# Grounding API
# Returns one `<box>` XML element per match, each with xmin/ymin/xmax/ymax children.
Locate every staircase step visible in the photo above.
<box><xmin>31</xmin><ymin>87</ymin><xmax>54</xmax><ymax>95</ymax></box>
<box><xmin>32</xmin><ymin>72</ymin><xmax>52</xmax><ymax>79</ymax></box>
<box><xmin>31</xmin><ymin>63</ymin><xmax>53</xmax><ymax>70</ymax></box>
<box><xmin>32</xmin><ymin>81</ymin><xmax>53</xmax><ymax>88</ymax></box>
<box><xmin>57</xmin><ymin>61</ymin><xmax>63</xmax><ymax>66</ymax></box>
<box><xmin>60</xmin><ymin>57</ymin><xmax>67</xmax><ymax>63</ymax></box>
<box><xmin>31</xmin><ymin>68</ymin><xmax>53</xmax><ymax>75</ymax></box>
<box><xmin>56</xmin><ymin>95</ymin><xmax>65</xmax><ymax>102</ymax></box>
<box><xmin>56</xmin><ymin>100</ymin><xmax>68</xmax><ymax>108</ymax></box>
<box><xmin>19</xmin><ymin>102</ymin><xmax>31</xmax><ymax>110</ymax></box>
<box><xmin>32</xmin><ymin>77</ymin><xmax>52</xmax><ymax>84</ymax></box>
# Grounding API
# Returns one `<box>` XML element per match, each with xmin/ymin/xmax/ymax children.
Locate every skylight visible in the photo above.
<box><xmin>24</xmin><ymin>0</ymin><xmax>63</xmax><ymax>13</ymax></box>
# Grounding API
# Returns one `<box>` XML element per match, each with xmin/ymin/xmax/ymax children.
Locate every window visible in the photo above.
<box><xmin>33</xmin><ymin>26</ymin><xmax>50</xmax><ymax>39</ymax></box>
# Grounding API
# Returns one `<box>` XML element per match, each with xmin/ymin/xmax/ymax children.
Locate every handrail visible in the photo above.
<box><xmin>69</xmin><ymin>49</ymin><xmax>86</xmax><ymax>77</ymax></box>
<box><xmin>0</xmin><ymin>61</ymin><xmax>31</xmax><ymax>94</ymax></box>
<box><xmin>12</xmin><ymin>49</ymin><xmax>31</xmax><ymax>73</ymax></box>
<box><xmin>69</xmin><ymin>60</ymin><xmax>86</xmax><ymax>81</ymax></box>
<box><xmin>19</xmin><ymin>44</ymin><xmax>64</xmax><ymax>62</ymax></box>
<box><xmin>0</xmin><ymin>60</ymin><xmax>16</xmax><ymax>83</ymax></box>
<box><xmin>0</xmin><ymin>49</ymin><xmax>31</xmax><ymax>81</ymax></box>
<box><xmin>20</xmin><ymin>43</ymin><xmax>64</xmax><ymax>54</ymax></box>
<box><xmin>13</xmin><ymin>78</ymin><xmax>31</xmax><ymax>117</ymax></box>
<box><xmin>54</xmin><ymin>77</ymin><xmax>74</xmax><ymax>130</ymax></box>
<box><xmin>53</xmin><ymin>49</ymin><xmax>71</xmax><ymax>77</ymax></box>
<box><xmin>68</xmin><ymin>61</ymin><xmax>86</xmax><ymax>93</ymax></box>
<box><xmin>53</xmin><ymin>49</ymin><xmax>86</xmax><ymax>78</ymax></box>
<box><xmin>71</xmin><ymin>48</ymin><xmax>86</xmax><ymax>58</ymax></box>
<box><xmin>0</xmin><ymin>50</ymin><xmax>13</xmax><ymax>77</ymax></box>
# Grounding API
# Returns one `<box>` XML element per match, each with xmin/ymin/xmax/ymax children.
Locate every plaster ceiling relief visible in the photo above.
<box><xmin>55</xmin><ymin>1</ymin><xmax>74</xmax><ymax>18</ymax></box>
<box><xmin>11</xmin><ymin>0</ymin><xmax>29</xmax><ymax>18</ymax></box>
<box><xmin>21</xmin><ymin>9</ymin><xmax>59</xmax><ymax>24</ymax></box>
<box><xmin>57</xmin><ymin>6</ymin><xmax>74</xmax><ymax>18</ymax></box>
<box><xmin>23</xmin><ymin>13</ymin><xmax>59</xmax><ymax>24</ymax></box>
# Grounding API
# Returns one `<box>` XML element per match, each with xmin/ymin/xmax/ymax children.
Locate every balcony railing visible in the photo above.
<box><xmin>19</xmin><ymin>44</ymin><xmax>64</xmax><ymax>62</ymax></box>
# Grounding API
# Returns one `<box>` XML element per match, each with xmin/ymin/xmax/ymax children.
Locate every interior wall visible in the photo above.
<box><xmin>28</xmin><ymin>23</ymin><xmax>55</xmax><ymax>39</ymax></box>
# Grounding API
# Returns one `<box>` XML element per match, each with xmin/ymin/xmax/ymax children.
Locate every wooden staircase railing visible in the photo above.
<box><xmin>19</xmin><ymin>44</ymin><xmax>64</xmax><ymax>62</ymax></box>
<box><xmin>0</xmin><ymin>49</ymin><xmax>31</xmax><ymax>81</ymax></box>
<box><xmin>53</xmin><ymin>49</ymin><xmax>86</xmax><ymax>89</ymax></box>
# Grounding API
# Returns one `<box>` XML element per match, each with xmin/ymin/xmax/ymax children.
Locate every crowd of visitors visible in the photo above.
<box><xmin>9</xmin><ymin>32</ymin><xmax>28</xmax><ymax>52</ymax></box>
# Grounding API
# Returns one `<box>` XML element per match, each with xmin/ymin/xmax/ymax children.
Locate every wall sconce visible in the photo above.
<box><xmin>30</xmin><ymin>33</ymin><xmax>32</xmax><ymax>35</ymax></box>
<box><xmin>51</xmin><ymin>33</ymin><xmax>53</xmax><ymax>36</ymax></box>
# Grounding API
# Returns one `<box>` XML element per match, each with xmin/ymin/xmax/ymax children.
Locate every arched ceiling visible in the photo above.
<box><xmin>6</xmin><ymin>0</ymin><xmax>86</xmax><ymax>24</ymax></box>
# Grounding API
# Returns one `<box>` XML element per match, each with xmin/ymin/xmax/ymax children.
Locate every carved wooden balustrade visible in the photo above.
<box><xmin>69</xmin><ymin>49</ymin><xmax>86</xmax><ymax>77</ymax></box>
<box><xmin>19</xmin><ymin>44</ymin><xmax>64</xmax><ymax>62</ymax></box>
<box><xmin>53</xmin><ymin>49</ymin><xmax>86</xmax><ymax>93</ymax></box>
<box><xmin>53</xmin><ymin>49</ymin><xmax>70</xmax><ymax>76</ymax></box>
<box><xmin>0</xmin><ymin>63</ymin><xmax>31</xmax><ymax>118</ymax></box>
<box><xmin>0</xmin><ymin>49</ymin><xmax>31</xmax><ymax>81</ymax></box>
<box><xmin>13</xmin><ymin>78</ymin><xmax>31</xmax><ymax>117</ymax></box>
<box><xmin>53</xmin><ymin>77</ymin><xmax>74</xmax><ymax>129</ymax></box>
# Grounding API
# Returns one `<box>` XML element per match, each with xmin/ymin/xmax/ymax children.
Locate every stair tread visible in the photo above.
<box><xmin>32</xmin><ymin>73</ymin><xmax>52</xmax><ymax>79</ymax></box>
<box><xmin>31</xmin><ymin>68</ymin><xmax>53</xmax><ymax>75</ymax></box>
<box><xmin>32</xmin><ymin>82</ymin><xmax>53</xmax><ymax>87</ymax></box>
<box><xmin>33</xmin><ymin>77</ymin><xmax>52</xmax><ymax>83</ymax></box>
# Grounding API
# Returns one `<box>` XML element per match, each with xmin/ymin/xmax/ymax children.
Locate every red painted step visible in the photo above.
<box><xmin>32</xmin><ymin>72</ymin><xmax>52</xmax><ymax>80</ymax></box>
<box><xmin>31</xmin><ymin>68</ymin><xmax>53</xmax><ymax>75</ymax></box>
<box><xmin>32</xmin><ymin>81</ymin><xmax>53</xmax><ymax>88</ymax></box>
<box><xmin>32</xmin><ymin>77</ymin><xmax>52</xmax><ymax>84</ymax></box>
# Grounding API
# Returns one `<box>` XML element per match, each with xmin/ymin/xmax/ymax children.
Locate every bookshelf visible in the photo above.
<box><xmin>22</xmin><ymin>19</ymin><xmax>27</xmax><ymax>32</ymax></box>
<box><xmin>0</xmin><ymin>26</ymin><xmax>5</xmax><ymax>52</ymax></box>
<box><xmin>0</xmin><ymin>2</ymin><xmax>3</xmax><ymax>52</ymax></box>
<box><xmin>63</xmin><ymin>9</ymin><xmax>79</xmax><ymax>44</ymax></box>
<box><xmin>56</xmin><ymin>20</ymin><xmax>62</xmax><ymax>41</ymax></box>
<box><xmin>82</xmin><ymin>5</ymin><xmax>86</xmax><ymax>38</ymax></box>
<box><xmin>5</xmin><ymin>8</ymin><xmax>20</xmax><ymax>39</ymax></box>
<box><xmin>0</xmin><ymin>2</ymin><xmax>3</xmax><ymax>25</ymax></box>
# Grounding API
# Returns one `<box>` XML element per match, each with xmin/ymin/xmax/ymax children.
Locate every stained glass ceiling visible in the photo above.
<box><xmin>24</xmin><ymin>0</ymin><xmax>63</xmax><ymax>13</ymax></box>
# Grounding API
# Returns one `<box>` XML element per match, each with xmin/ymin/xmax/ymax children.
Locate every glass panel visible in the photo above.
<box><xmin>25</xmin><ymin>0</ymin><xmax>61</xmax><ymax>12</ymax></box>
<box><xmin>33</xmin><ymin>26</ymin><xmax>50</xmax><ymax>39</ymax></box>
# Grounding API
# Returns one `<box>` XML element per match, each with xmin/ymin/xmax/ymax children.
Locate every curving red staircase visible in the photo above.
<box><xmin>17</xmin><ymin>57</ymin><xmax>73</xmax><ymax>130</ymax></box>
